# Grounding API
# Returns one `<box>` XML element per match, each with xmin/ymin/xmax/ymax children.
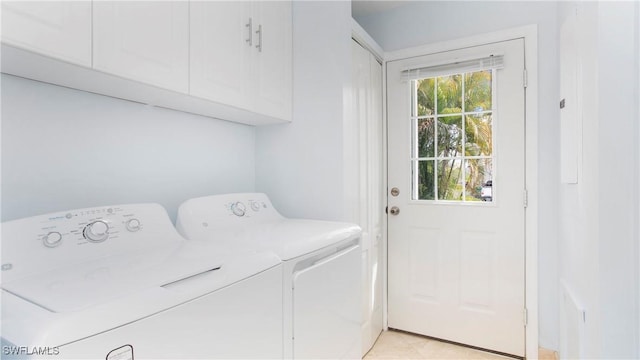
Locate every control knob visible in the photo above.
<box><xmin>43</xmin><ymin>231</ymin><xmax>63</xmax><ymax>248</ymax></box>
<box><xmin>126</xmin><ymin>218</ymin><xmax>141</xmax><ymax>232</ymax></box>
<box><xmin>84</xmin><ymin>220</ymin><xmax>109</xmax><ymax>243</ymax></box>
<box><xmin>231</xmin><ymin>202</ymin><xmax>246</xmax><ymax>217</ymax></box>
<box><xmin>250</xmin><ymin>201</ymin><xmax>261</xmax><ymax>212</ymax></box>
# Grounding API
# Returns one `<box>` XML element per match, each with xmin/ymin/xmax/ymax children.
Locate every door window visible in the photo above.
<box><xmin>411</xmin><ymin>70</ymin><xmax>495</xmax><ymax>202</ymax></box>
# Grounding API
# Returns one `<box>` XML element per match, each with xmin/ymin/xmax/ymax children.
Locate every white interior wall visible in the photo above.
<box><xmin>594</xmin><ymin>2</ymin><xmax>639</xmax><ymax>357</ymax></box>
<box><xmin>1</xmin><ymin>74</ymin><xmax>255</xmax><ymax>222</ymax></box>
<box><xmin>354</xmin><ymin>1</ymin><xmax>561</xmax><ymax>350</ymax></box>
<box><xmin>637</xmin><ymin>4</ymin><xmax>640</xmax><ymax>355</ymax></box>
<box><xmin>255</xmin><ymin>1</ymin><xmax>352</xmax><ymax>221</ymax></box>
<box><xmin>557</xmin><ymin>3</ymin><xmax>600</xmax><ymax>357</ymax></box>
<box><xmin>557</xmin><ymin>2</ymin><xmax>639</xmax><ymax>358</ymax></box>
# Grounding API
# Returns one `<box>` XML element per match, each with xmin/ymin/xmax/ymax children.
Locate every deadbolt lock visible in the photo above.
<box><xmin>390</xmin><ymin>187</ymin><xmax>400</xmax><ymax>197</ymax></box>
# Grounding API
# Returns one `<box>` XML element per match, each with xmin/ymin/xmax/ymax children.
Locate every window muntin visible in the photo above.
<box><xmin>411</xmin><ymin>70</ymin><xmax>495</xmax><ymax>202</ymax></box>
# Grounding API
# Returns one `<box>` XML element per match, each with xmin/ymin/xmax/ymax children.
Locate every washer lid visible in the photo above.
<box><xmin>3</xmin><ymin>241</ymin><xmax>224</xmax><ymax>313</ymax></box>
<box><xmin>1</xmin><ymin>243</ymin><xmax>282</xmax><ymax>348</ymax></box>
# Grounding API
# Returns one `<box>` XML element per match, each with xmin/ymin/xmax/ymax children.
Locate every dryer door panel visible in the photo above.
<box><xmin>293</xmin><ymin>245</ymin><xmax>361</xmax><ymax>359</ymax></box>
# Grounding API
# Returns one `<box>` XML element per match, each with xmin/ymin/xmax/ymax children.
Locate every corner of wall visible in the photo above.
<box><xmin>635</xmin><ymin>2</ymin><xmax>640</xmax><ymax>356</ymax></box>
<box><xmin>255</xmin><ymin>1</ymin><xmax>352</xmax><ymax>221</ymax></box>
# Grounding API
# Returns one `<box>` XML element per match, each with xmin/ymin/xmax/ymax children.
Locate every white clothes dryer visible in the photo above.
<box><xmin>1</xmin><ymin>203</ymin><xmax>283</xmax><ymax>359</ymax></box>
<box><xmin>176</xmin><ymin>193</ymin><xmax>362</xmax><ymax>359</ymax></box>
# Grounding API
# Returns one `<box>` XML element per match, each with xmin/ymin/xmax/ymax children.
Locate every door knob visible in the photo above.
<box><xmin>389</xmin><ymin>206</ymin><xmax>400</xmax><ymax>216</ymax></box>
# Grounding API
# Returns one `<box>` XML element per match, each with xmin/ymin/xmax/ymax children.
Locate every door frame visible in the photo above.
<box><xmin>383</xmin><ymin>25</ymin><xmax>539</xmax><ymax>360</ymax></box>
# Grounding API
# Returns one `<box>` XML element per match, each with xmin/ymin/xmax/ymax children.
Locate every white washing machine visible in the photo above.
<box><xmin>176</xmin><ymin>193</ymin><xmax>362</xmax><ymax>359</ymax></box>
<box><xmin>1</xmin><ymin>203</ymin><xmax>283</xmax><ymax>359</ymax></box>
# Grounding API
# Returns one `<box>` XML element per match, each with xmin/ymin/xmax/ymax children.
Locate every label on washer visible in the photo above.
<box><xmin>106</xmin><ymin>345</ymin><xmax>134</xmax><ymax>360</ymax></box>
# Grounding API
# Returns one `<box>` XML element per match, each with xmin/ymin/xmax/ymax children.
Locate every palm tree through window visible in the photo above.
<box><xmin>411</xmin><ymin>70</ymin><xmax>494</xmax><ymax>202</ymax></box>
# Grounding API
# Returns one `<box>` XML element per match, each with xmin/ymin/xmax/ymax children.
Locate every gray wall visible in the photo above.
<box><xmin>256</xmin><ymin>1</ymin><xmax>353</xmax><ymax>221</ymax></box>
<box><xmin>355</xmin><ymin>1</ymin><xmax>561</xmax><ymax>350</ymax></box>
<box><xmin>1</xmin><ymin>74</ymin><xmax>255</xmax><ymax>222</ymax></box>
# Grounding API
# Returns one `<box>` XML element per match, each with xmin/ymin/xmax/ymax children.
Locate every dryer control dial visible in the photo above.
<box><xmin>231</xmin><ymin>202</ymin><xmax>246</xmax><ymax>217</ymax></box>
<box><xmin>250</xmin><ymin>201</ymin><xmax>261</xmax><ymax>212</ymax></box>
<box><xmin>43</xmin><ymin>231</ymin><xmax>63</xmax><ymax>248</ymax></box>
<box><xmin>126</xmin><ymin>218</ymin><xmax>141</xmax><ymax>232</ymax></box>
<box><xmin>84</xmin><ymin>220</ymin><xmax>109</xmax><ymax>243</ymax></box>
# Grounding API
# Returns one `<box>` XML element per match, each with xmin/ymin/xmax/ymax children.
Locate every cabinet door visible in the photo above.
<box><xmin>253</xmin><ymin>1</ymin><xmax>292</xmax><ymax>121</ymax></box>
<box><xmin>93</xmin><ymin>1</ymin><xmax>189</xmax><ymax>93</ymax></box>
<box><xmin>190</xmin><ymin>1</ymin><xmax>252</xmax><ymax>110</ymax></box>
<box><xmin>1</xmin><ymin>1</ymin><xmax>91</xmax><ymax>66</ymax></box>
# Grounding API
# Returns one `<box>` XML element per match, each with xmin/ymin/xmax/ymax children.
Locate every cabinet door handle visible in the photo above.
<box><xmin>245</xmin><ymin>18</ymin><xmax>253</xmax><ymax>46</ymax></box>
<box><xmin>255</xmin><ymin>24</ymin><xmax>262</xmax><ymax>52</ymax></box>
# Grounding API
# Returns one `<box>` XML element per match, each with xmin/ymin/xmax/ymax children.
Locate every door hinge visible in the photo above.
<box><xmin>523</xmin><ymin>69</ymin><xmax>528</xmax><ymax>88</ymax></box>
<box><xmin>524</xmin><ymin>308</ymin><xmax>528</xmax><ymax>327</ymax></box>
<box><xmin>523</xmin><ymin>189</ymin><xmax>529</xmax><ymax>208</ymax></box>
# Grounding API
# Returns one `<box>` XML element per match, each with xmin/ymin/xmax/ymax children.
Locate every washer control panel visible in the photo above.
<box><xmin>226</xmin><ymin>198</ymin><xmax>268</xmax><ymax>217</ymax></box>
<box><xmin>176</xmin><ymin>193</ymin><xmax>283</xmax><ymax>238</ymax></box>
<box><xmin>2</xmin><ymin>203</ymin><xmax>180</xmax><ymax>283</ymax></box>
<box><xmin>27</xmin><ymin>206</ymin><xmax>145</xmax><ymax>249</ymax></box>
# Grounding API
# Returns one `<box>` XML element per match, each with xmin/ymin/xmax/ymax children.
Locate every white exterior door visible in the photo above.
<box><xmin>387</xmin><ymin>39</ymin><xmax>526</xmax><ymax>356</ymax></box>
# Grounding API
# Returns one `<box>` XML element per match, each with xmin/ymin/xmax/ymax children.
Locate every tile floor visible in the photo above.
<box><xmin>364</xmin><ymin>330</ymin><xmax>558</xmax><ymax>360</ymax></box>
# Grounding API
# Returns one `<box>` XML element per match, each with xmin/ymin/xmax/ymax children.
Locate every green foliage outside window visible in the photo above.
<box><xmin>414</xmin><ymin>70</ymin><xmax>493</xmax><ymax>201</ymax></box>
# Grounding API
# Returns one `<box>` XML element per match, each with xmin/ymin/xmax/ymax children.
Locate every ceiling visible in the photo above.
<box><xmin>351</xmin><ymin>0</ymin><xmax>410</xmax><ymax>18</ymax></box>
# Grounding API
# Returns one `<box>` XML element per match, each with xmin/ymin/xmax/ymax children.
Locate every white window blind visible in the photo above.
<box><xmin>402</xmin><ymin>55</ymin><xmax>504</xmax><ymax>81</ymax></box>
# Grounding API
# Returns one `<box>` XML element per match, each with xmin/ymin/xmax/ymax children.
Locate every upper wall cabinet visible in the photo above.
<box><xmin>253</xmin><ymin>1</ymin><xmax>293</xmax><ymax>121</ymax></box>
<box><xmin>1</xmin><ymin>1</ymin><xmax>291</xmax><ymax>125</ymax></box>
<box><xmin>190</xmin><ymin>2</ymin><xmax>250</xmax><ymax>110</ymax></box>
<box><xmin>190</xmin><ymin>1</ymin><xmax>292</xmax><ymax>121</ymax></box>
<box><xmin>93</xmin><ymin>2</ymin><xmax>189</xmax><ymax>93</ymax></box>
<box><xmin>1</xmin><ymin>1</ymin><xmax>91</xmax><ymax>67</ymax></box>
